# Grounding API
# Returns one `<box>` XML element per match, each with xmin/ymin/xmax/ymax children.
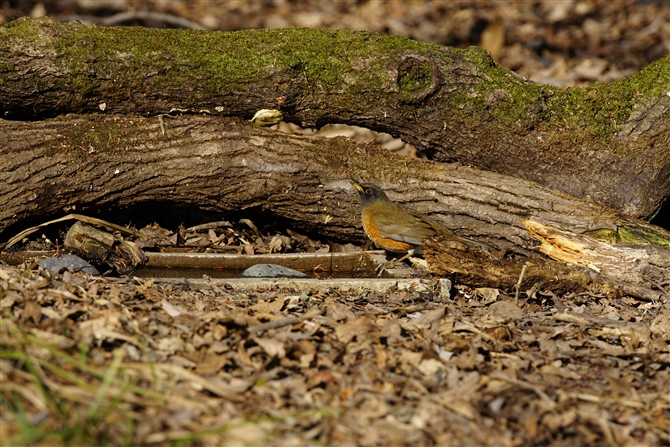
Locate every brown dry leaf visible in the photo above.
<box><xmin>542</xmin><ymin>410</ymin><xmax>578</xmax><ymax>431</ymax></box>
<box><xmin>335</xmin><ymin>315</ymin><xmax>378</xmax><ymax>344</ymax></box>
<box><xmin>29</xmin><ymin>328</ymin><xmax>76</xmax><ymax>349</ymax></box>
<box><xmin>219</xmin><ymin>421</ymin><xmax>274</xmax><ymax>446</ymax></box>
<box><xmin>251</xmin><ymin>336</ymin><xmax>286</xmax><ymax>359</ymax></box>
<box><xmin>488</xmin><ymin>300</ymin><xmax>525</xmax><ymax>320</ymax></box>
<box><xmin>78</xmin><ymin>311</ymin><xmax>123</xmax><ymax>335</ymax></box>
<box><xmin>380</xmin><ymin>318</ymin><xmax>403</xmax><ymax>344</ymax></box>
<box><xmin>587</xmin><ymin>339</ymin><xmax>626</xmax><ymax>356</ymax></box>
<box><xmin>268</xmin><ymin>235</ymin><xmax>283</xmax><ymax>253</ymax></box>
<box><xmin>308</xmin><ymin>368</ymin><xmax>337</xmax><ymax>388</ymax></box>
<box><xmin>403</xmin><ymin>307</ymin><xmax>446</xmax><ymax>332</ymax></box>
<box><xmin>135</xmin><ymin>278</ymin><xmax>155</xmax><ymax>293</ymax></box>
<box><xmin>327</xmin><ymin>301</ymin><xmax>356</xmax><ymax>321</ymax></box>
<box><xmin>417</xmin><ymin>358</ymin><xmax>445</xmax><ymax>376</ymax></box>
<box><xmin>475</xmin><ymin>287</ymin><xmax>501</xmax><ymax>304</ymax></box>
<box><xmin>375</xmin><ymin>345</ymin><xmax>390</xmax><ymax>368</ymax></box>
<box><xmin>161</xmin><ymin>299</ymin><xmax>191</xmax><ymax>317</ymax></box>
<box><xmin>398</xmin><ymin>349</ymin><xmax>423</xmax><ymax>368</ymax></box>
<box><xmin>540</xmin><ymin>362</ymin><xmax>582</xmax><ymax>380</ymax></box>
<box><xmin>650</xmin><ymin>310</ymin><xmax>670</xmax><ymax>336</ymax></box>
<box><xmin>195</xmin><ymin>353</ymin><xmax>228</xmax><ymax>375</ymax></box>
<box><xmin>250</xmin><ymin>295</ymin><xmax>287</xmax><ymax>314</ymax></box>
<box><xmin>20</xmin><ymin>300</ymin><xmax>42</xmax><ymax>324</ymax></box>
<box><xmin>158</xmin><ymin>336</ymin><xmax>186</xmax><ymax>354</ymax></box>
<box><xmin>236</xmin><ymin>339</ymin><xmax>258</xmax><ymax>368</ymax></box>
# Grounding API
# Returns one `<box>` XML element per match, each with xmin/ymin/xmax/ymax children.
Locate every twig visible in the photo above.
<box><xmin>158</xmin><ymin>115</ymin><xmax>165</xmax><ymax>136</ymax></box>
<box><xmin>247</xmin><ymin>316</ymin><xmax>300</xmax><ymax>334</ymax></box>
<box><xmin>4</xmin><ymin>213</ymin><xmax>150</xmax><ymax>250</ymax></box>
<box><xmin>489</xmin><ymin>372</ymin><xmax>555</xmax><ymax>407</ymax></box>
<box><xmin>646</xmin><ymin>277</ymin><xmax>670</xmax><ymax>298</ymax></box>
<box><xmin>514</xmin><ymin>263</ymin><xmax>528</xmax><ymax>305</ymax></box>
<box><xmin>187</xmin><ymin>221</ymin><xmax>233</xmax><ymax>232</ymax></box>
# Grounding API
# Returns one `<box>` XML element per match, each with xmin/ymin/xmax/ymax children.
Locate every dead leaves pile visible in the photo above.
<box><xmin>134</xmin><ymin>221</ymin><xmax>340</xmax><ymax>256</ymax></box>
<box><xmin>1</xmin><ymin>264</ymin><xmax>669</xmax><ymax>446</ymax></box>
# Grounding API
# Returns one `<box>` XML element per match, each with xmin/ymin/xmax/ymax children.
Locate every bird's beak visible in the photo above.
<box><xmin>350</xmin><ymin>179</ymin><xmax>364</xmax><ymax>192</ymax></box>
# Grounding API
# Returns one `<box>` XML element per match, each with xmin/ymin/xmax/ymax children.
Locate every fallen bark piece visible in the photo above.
<box><xmin>424</xmin><ymin>227</ymin><xmax>668</xmax><ymax>302</ymax></box>
<box><xmin>64</xmin><ymin>222</ymin><xmax>147</xmax><ymax>275</ymax></box>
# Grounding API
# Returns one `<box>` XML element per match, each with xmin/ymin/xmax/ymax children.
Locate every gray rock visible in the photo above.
<box><xmin>38</xmin><ymin>254</ymin><xmax>100</xmax><ymax>276</ymax></box>
<box><xmin>240</xmin><ymin>264</ymin><xmax>307</xmax><ymax>278</ymax></box>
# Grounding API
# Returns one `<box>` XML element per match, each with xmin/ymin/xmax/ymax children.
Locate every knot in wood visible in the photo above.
<box><xmin>395</xmin><ymin>54</ymin><xmax>440</xmax><ymax>103</ymax></box>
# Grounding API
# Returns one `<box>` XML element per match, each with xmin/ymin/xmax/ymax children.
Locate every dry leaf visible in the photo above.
<box><xmin>161</xmin><ymin>299</ymin><xmax>191</xmax><ymax>318</ymax></box>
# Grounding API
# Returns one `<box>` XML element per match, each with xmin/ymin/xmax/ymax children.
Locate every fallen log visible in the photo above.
<box><xmin>1</xmin><ymin>18</ymin><xmax>669</xmax><ymax>217</ymax></box>
<box><xmin>2</xmin><ymin>114</ymin><xmax>669</xmax><ymax>259</ymax></box>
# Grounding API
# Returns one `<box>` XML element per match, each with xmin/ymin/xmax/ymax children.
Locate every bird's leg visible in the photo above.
<box><xmin>378</xmin><ymin>249</ymin><xmax>415</xmax><ymax>274</ymax></box>
<box><xmin>376</xmin><ymin>254</ymin><xmax>409</xmax><ymax>276</ymax></box>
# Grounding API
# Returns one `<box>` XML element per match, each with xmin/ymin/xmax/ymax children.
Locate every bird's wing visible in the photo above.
<box><xmin>373</xmin><ymin>207</ymin><xmax>438</xmax><ymax>246</ymax></box>
<box><xmin>374</xmin><ymin>205</ymin><xmax>496</xmax><ymax>251</ymax></box>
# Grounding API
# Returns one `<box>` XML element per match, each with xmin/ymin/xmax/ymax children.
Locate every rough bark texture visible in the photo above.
<box><xmin>524</xmin><ymin>220</ymin><xmax>670</xmax><ymax>285</ymax></box>
<box><xmin>424</xmin><ymin>234</ymin><xmax>666</xmax><ymax>302</ymax></box>
<box><xmin>423</xmin><ymin>235</ymin><xmax>597</xmax><ymax>295</ymax></box>
<box><xmin>2</xmin><ymin>114</ymin><xmax>669</xmax><ymax>255</ymax></box>
<box><xmin>423</xmin><ymin>220</ymin><xmax>669</xmax><ymax>302</ymax></box>
<box><xmin>64</xmin><ymin>221</ymin><xmax>147</xmax><ymax>275</ymax></box>
<box><xmin>1</xmin><ymin>18</ymin><xmax>669</xmax><ymax>218</ymax></box>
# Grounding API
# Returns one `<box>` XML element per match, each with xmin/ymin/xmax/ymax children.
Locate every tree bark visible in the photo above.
<box><xmin>524</xmin><ymin>220</ymin><xmax>669</xmax><ymax>286</ymax></box>
<box><xmin>424</xmin><ymin>235</ymin><xmax>670</xmax><ymax>302</ymax></box>
<box><xmin>1</xmin><ymin>18</ymin><xmax>669</xmax><ymax>218</ymax></box>
<box><xmin>423</xmin><ymin>221</ymin><xmax>669</xmax><ymax>302</ymax></box>
<box><xmin>2</xmin><ymin>114</ymin><xmax>669</xmax><ymax>256</ymax></box>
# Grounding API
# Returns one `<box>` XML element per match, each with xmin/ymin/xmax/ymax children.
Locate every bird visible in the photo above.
<box><xmin>350</xmin><ymin>180</ymin><xmax>493</xmax><ymax>255</ymax></box>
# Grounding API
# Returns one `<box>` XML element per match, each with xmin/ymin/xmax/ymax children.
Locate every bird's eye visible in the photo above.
<box><xmin>365</xmin><ymin>188</ymin><xmax>372</xmax><ymax>194</ymax></box>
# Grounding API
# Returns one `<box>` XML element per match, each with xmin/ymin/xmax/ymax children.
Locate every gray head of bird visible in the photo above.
<box><xmin>350</xmin><ymin>180</ymin><xmax>390</xmax><ymax>208</ymax></box>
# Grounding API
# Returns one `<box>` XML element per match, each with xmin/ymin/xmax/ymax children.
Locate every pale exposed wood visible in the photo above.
<box><xmin>423</xmin><ymin>231</ymin><xmax>667</xmax><ymax>302</ymax></box>
<box><xmin>524</xmin><ymin>220</ymin><xmax>669</xmax><ymax>289</ymax></box>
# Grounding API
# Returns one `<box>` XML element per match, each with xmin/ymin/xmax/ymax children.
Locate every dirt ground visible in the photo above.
<box><xmin>1</xmin><ymin>1</ymin><xmax>670</xmax><ymax>446</ymax></box>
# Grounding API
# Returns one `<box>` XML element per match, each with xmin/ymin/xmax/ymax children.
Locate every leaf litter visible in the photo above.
<box><xmin>1</xmin><ymin>260</ymin><xmax>668</xmax><ymax>446</ymax></box>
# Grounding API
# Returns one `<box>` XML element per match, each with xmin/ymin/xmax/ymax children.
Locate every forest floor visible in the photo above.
<box><xmin>1</xmin><ymin>2</ymin><xmax>669</xmax><ymax>446</ymax></box>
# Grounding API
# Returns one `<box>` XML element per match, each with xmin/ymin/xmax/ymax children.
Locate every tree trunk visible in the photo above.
<box><xmin>2</xmin><ymin>114</ymin><xmax>669</xmax><ymax>255</ymax></box>
<box><xmin>1</xmin><ymin>18</ymin><xmax>669</xmax><ymax>218</ymax></box>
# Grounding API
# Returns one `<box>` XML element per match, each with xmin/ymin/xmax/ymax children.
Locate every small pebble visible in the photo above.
<box><xmin>240</xmin><ymin>264</ymin><xmax>307</xmax><ymax>278</ymax></box>
<box><xmin>38</xmin><ymin>254</ymin><xmax>100</xmax><ymax>276</ymax></box>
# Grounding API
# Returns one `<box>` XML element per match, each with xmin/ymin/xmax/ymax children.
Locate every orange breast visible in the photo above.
<box><xmin>362</xmin><ymin>209</ymin><xmax>416</xmax><ymax>253</ymax></box>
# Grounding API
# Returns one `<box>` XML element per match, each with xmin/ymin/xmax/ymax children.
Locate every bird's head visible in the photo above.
<box><xmin>350</xmin><ymin>180</ymin><xmax>390</xmax><ymax>207</ymax></box>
